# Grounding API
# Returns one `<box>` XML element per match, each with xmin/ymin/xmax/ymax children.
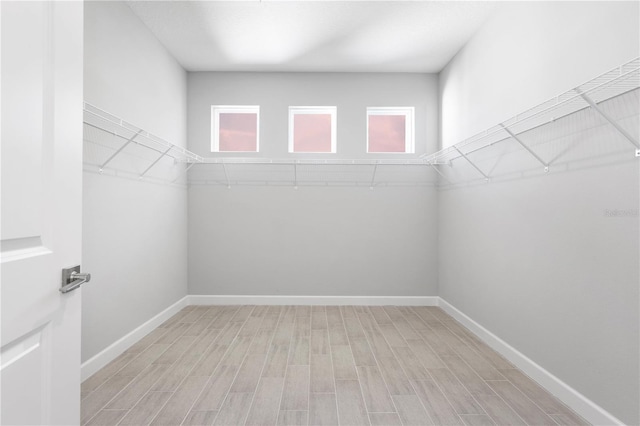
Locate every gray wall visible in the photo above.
<box><xmin>82</xmin><ymin>1</ymin><xmax>188</xmax><ymax>362</ymax></box>
<box><xmin>188</xmin><ymin>73</ymin><xmax>439</xmax><ymax>296</ymax></box>
<box><xmin>189</xmin><ymin>185</ymin><xmax>437</xmax><ymax>296</ymax></box>
<box><xmin>188</xmin><ymin>72</ymin><xmax>438</xmax><ymax>157</ymax></box>
<box><xmin>438</xmin><ymin>2</ymin><xmax>639</xmax><ymax>423</ymax></box>
<box><xmin>438</xmin><ymin>154</ymin><xmax>639</xmax><ymax>424</ymax></box>
<box><xmin>439</xmin><ymin>1</ymin><xmax>640</xmax><ymax>148</ymax></box>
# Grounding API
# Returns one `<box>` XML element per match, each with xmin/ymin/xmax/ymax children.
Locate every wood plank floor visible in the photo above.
<box><xmin>81</xmin><ymin>305</ymin><xmax>589</xmax><ymax>425</ymax></box>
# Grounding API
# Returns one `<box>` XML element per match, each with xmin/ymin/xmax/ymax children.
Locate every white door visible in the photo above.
<box><xmin>1</xmin><ymin>1</ymin><xmax>84</xmax><ymax>425</ymax></box>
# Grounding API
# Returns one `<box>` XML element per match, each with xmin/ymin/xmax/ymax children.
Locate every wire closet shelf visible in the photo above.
<box><xmin>83</xmin><ymin>57</ymin><xmax>639</xmax><ymax>186</ymax></box>
<box><xmin>83</xmin><ymin>103</ymin><xmax>204</xmax><ymax>167</ymax></box>
<box><xmin>422</xmin><ymin>57</ymin><xmax>640</xmax><ymax>174</ymax></box>
<box><xmin>82</xmin><ymin>104</ymin><xmax>436</xmax><ymax>187</ymax></box>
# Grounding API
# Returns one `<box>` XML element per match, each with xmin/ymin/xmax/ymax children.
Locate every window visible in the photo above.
<box><xmin>367</xmin><ymin>107</ymin><xmax>414</xmax><ymax>153</ymax></box>
<box><xmin>288</xmin><ymin>106</ymin><xmax>337</xmax><ymax>153</ymax></box>
<box><xmin>211</xmin><ymin>105</ymin><xmax>259</xmax><ymax>152</ymax></box>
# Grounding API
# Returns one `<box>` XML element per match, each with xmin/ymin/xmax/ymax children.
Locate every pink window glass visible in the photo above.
<box><xmin>219</xmin><ymin>113</ymin><xmax>258</xmax><ymax>152</ymax></box>
<box><xmin>293</xmin><ymin>114</ymin><xmax>332</xmax><ymax>153</ymax></box>
<box><xmin>368</xmin><ymin>115</ymin><xmax>406</xmax><ymax>152</ymax></box>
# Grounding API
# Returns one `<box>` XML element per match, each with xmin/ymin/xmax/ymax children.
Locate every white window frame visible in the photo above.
<box><xmin>366</xmin><ymin>107</ymin><xmax>415</xmax><ymax>154</ymax></box>
<box><xmin>211</xmin><ymin>105</ymin><xmax>260</xmax><ymax>152</ymax></box>
<box><xmin>288</xmin><ymin>106</ymin><xmax>337</xmax><ymax>153</ymax></box>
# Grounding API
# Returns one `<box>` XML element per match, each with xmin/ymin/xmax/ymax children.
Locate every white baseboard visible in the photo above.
<box><xmin>81</xmin><ymin>296</ymin><xmax>189</xmax><ymax>381</ymax></box>
<box><xmin>438</xmin><ymin>298</ymin><xmax>624</xmax><ymax>426</ymax></box>
<box><xmin>189</xmin><ymin>295</ymin><xmax>438</xmax><ymax>306</ymax></box>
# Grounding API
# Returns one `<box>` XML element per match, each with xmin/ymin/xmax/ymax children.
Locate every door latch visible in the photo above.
<box><xmin>60</xmin><ymin>265</ymin><xmax>92</xmax><ymax>294</ymax></box>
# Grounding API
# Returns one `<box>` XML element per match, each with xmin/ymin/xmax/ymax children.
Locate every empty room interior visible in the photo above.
<box><xmin>1</xmin><ymin>1</ymin><xmax>639</xmax><ymax>425</ymax></box>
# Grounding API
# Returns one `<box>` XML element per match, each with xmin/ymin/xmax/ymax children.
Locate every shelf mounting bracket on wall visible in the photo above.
<box><xmin>428</xmin><ymin>162</ymin><xmax>453</xmax><ymax>185</ymax></box>
<box><xmin>293</xmin><ymin>162</ymin><xmax>298</xmax><ymax>189</ymax></box>
<box><xmin>99</xmin><ymin>130</ymin><xmax>143</xmax><ymax>173</ymax></box>
<box><xmin>140</xmin><ymin>146</ymin><xmax>173</xmax><ymax>179</ymax></box>
<box><xmin>499</xmin><ymin>124</ymin><xmax>549</xmax><ymax>172</ymax></box>
<box><xmin>222</xmin><ymin>162</ymin><xmax>230</xmax><ymax>189</ymax></box>
<box><xmin>370</xmin><ymin>163</ymin><xmax>378</xmax><ymax>190</ymax></box>
<box><xmin>172</xmin><ymin>162</ymin><xmax>196</xmax><ymax>184</ymax></box>
<box><xmin>576</xmin><ymin>88</ymin><xmax>640</xmax><ymax>157</ymax></box>
<box><xmin>454</xmin><ymin>146</ymin><xmax>490</xmax><ymax>181</ymax></box>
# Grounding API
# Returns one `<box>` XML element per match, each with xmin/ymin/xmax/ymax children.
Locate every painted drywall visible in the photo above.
<box><xmin>439</xmin><ymin>155</ymin><xmax>639</xmax><ymax>425</ymax></box>
<box><xmin>438</xmin><ymin>2</ymin><xmax>639</xmax><ymax>423</ymax></box>
<box><xmin>82</xmin><ymin>1</ymin><xmax>188</xmax><ymax>362</ymax></box>
<box><xmin>83</xmin><ymin>2</ymin><xmax>187</xmax><ymax>146</ymax></box>
<box><xmin>188</xmin><ymin>72</ymin><xmax>437</xmax><ymax>157</ymax></box>
<box><xmin>189</xmin><ymin>185</ymin><xmax>437</xmax><ymax>296</ymax></box>
<box><xmin>440</xmin><ymin>1</ymin><xmax>640</xmax><ymax>148</ymax></box>
<box><xmin>188</xmin><ymin>73</ymin><xmax>439</xmax><ymax>296</ymax></box>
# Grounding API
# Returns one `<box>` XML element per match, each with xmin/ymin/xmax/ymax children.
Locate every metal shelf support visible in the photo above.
<box><xmin>99</xmin><ymin>130</ymin><xmax>143</xmax><ymax>172</ymax></box>
<box><xmin>222</xmin><ymin>162</ymin><xmax>230</xmax><ymax>188</ymax></box>
<box><xmin>500</xmin><ymin>124</ymin><xmax>549</xmax><ymax>172</ymax></box>
<box><xmin>294</xmin><ymin>162</ymin><xmax>298</xmax><ymax>189</ymax></box>
<box><xmin>172</xmin><ymin>162</ymin><xmax>196</xmax><ymax>184</ymax></box>
<box><xmin>370</xmin><ymin>163</ymin><xmax>378</xmax><ymax>189</ymax></box>
<box><xmin>140</xmin><ymin>146</ymin><xmax>173</xmax><ymax>178</ymax></box>
<box><xmin>576</xmin><ymin>89</ymin><xmax>640</xmax><ymax>155</ymax></box>
<box><xmin>454</xmin><ymin>146</ymin><xmax>490</xmax><ymax>181</ymax></box>
<box><xmin>428</xmin><ymin>163</ymin><xmax>453</xmax><ymax>185</ymax></box>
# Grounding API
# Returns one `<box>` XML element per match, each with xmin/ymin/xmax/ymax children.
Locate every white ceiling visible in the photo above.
<box><xmin>126</xmin><ymin>1</ymin><xmax>499</xmax><ymax>73</ymax></box>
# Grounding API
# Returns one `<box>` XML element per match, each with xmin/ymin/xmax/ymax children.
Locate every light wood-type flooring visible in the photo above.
<box><xmin>81</xmin><ymin>305</ymin><xmax>589</xmax><ymax>425</ymax></box>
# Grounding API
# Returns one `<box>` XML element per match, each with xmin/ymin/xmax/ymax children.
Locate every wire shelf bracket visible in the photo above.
<box><xmin>428</xmin><ymin>163</ymin><xmax>454</xmax><ymax>186</ymax></box>
<box><xmin>139</xmin><ymin>146</ymin><xmax>173</xmax><ymax>179</ymax></box>
<box><xmin>499</xmin><ymin>124</ymin><xmax>549</xmax><ymax>172</ymax></box>
<box><xmin>454</xmin><ymin>146</ymin><xmax>490</xmax><ymax>182</ymax></box>
<box><xmin>172</xmin><ymin>162</ymin><xmax>196</xmax><ymax>184</ymax></box>
<box><xmin>370</xmin><ymin>163</ymin><xmax>378</xmax><ymax>190</ymax></box>
<box><xmin>222</xmin><ymin>163</ymin><xmax>231</xmax><ymax>189</ymax></box>
<box><xmin>575</xmin><ymin>88</ymin><xmax>640</xmax><ymax>156</ymax></box>
<box><xmin>99</xmin><ymin>130</ymin><xmax>143</xmax><ymax>173</ymax></box>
